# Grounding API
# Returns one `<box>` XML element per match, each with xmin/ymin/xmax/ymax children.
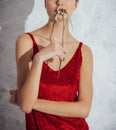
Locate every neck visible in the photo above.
<box><xmin>45</xmin><ymin>19</ymin><xmax>71</xmax><ymax>44</ymax></box>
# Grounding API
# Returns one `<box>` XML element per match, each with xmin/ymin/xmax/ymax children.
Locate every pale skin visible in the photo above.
<box><xmin>9</xmin><ymin>0</ymin><xmax>93</xmax><ymax>118</ymax></box>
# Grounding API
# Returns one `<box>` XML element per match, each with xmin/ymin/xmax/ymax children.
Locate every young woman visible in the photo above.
<box><xmin>9</xmin><ymin>0</ymin><xmax>93</xmax><ymax>129</ymax></box>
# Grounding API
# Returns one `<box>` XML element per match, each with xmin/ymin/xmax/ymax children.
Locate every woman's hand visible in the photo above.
<box><xmin>33</xmin><ymin>42</ymin><xmax>66</xmax><ymax>63</ymax></box>
<box><xmin>9</xmin><ymin>89</ymin><xmax>19</xmax><ymax>106</ymax></box>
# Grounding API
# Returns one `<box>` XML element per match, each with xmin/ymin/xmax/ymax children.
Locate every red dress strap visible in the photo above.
<box><xmin>78</xmin><ymin>42</ymin><xmax>83</xmax><ymax>50</ymax></box>
<box><xmin>26</xmin><ymin>32</ymin><xmax>36</xmax><ymax>43</ymax></box>
<box><xmin>25</xmin><ymin>33</ymin><xmax>39</xmax><ymax>59</ymax></box>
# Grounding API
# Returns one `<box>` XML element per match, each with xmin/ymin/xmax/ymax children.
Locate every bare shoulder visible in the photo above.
<box><xmin>81</xmin><ymin>43</ymin><xmax>93</xmax><ymax>60</ymax></box>
<box><xmin>16</xmin><ymin>33</ymin><xmax>33</xmax><ymax>60</ymax></box>
<box><xmin>79</xmin><ymin>43</ymin><xmax>93</xmax><ymax>76</ymax></box>
<box><xmin>16</xmin><ymin>33</ymin><xmax>33</xmax><ymax>49</ymax></box>
<box><xmin>80</xmin><ymin>43</ymin><xmax>93</xmax><ymax>68</ymax></box>
<box><xmin>31</xmin><ymin>29</ymin><xmax>51</xmax><ymax>47</ymax></box>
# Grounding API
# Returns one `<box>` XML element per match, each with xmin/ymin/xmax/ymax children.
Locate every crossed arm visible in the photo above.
<box><xmin>10</xmin><ymin>93</ymin><xmax>92</xmax><ymax>118</ymax></box>
<box><xmin>9</xmin><ymin>35</ymin><xmax>93</xmax><ymax>118</ymax></box>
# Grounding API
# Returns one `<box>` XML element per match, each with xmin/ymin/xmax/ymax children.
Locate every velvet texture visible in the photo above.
<box><xmin>25</xmin><ymin>33</ymin><xmax>88</xmax><ymax>130</ymax></box>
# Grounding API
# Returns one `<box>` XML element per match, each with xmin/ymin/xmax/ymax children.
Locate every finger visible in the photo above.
<box><xmin>10</xmin><ymin>96</ymin><xmax>14</xmax><ymax>101</ymax></box>
<box><xmin>9</xmin><ymin>99</ymin><xmax>14</xmax><ymax>104</ymax></box>
<box><xmin>9</xmin><ymin>89</ymin><xmax>16</xmax><ymax>94</ymax></box>
<box><xmin>10</xmin><ymin>101</ymin><xmax>18</xmax><ymax>106</ymax></box>
<box><xmin>10</xmin><ymin>93</ymin><xmax>15</xmax><ymax>98</ymax></box>
<box><xmin>56</xmin><ymin>45</ymin><xmax>66</xmax><ymax>54</ymax></box>
<box><xmin>11</xmin><ymin>94</ymin><xmax>17</xmax><ymax>100</ymax></box>
<box><xmin>55</xmin><ymin>44</ymin><xmax>63</xmax><ymax>50</ymax></box>
<box><xmin>9</xmin><ymin>91</ymin><xmax>14</xmax><ymax>95</ymax></box>
<box><xmin>9</xmin><ymin>92</ymin><xmax>14</xmax><ymax>96</ymax></box>
<box><xmin>9</xmin><ymin>90</ymin><xmax>14</xmax><ymax>93</ymax></box>
<box><xmin>56</xmin><ymin>55</ymin><xmax>65</xmax><ymax>61</ymax></box>
<box><xmin>56</xmin><ymin>55</ymin><xmax>62</xmax><ymax>61</ymax></box>
<box><xmin>9</xmin><ymin>90</ymin><xmax>17</xmax><ymax>94</ymax></box>
<box><xmin>9</xmin><ymin>100</ymin><xmax>16</xmax><ymax>104</ymax></box>
<box><xmin>10</xmin><ymin>97</ymin><xmax>17</xmax><ymax>103</ymax></box>
<box><xmin>58</xmin><ymin>49</ymin><xmax>65</xmax><ymax>59</ymax></box>
<box><xmin>9</xmin><ymin>98</ymin><xmax>18</xmax><ymax>106</ymax></box>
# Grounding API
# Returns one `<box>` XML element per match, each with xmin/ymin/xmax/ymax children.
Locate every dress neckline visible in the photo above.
<box><xmin>42</xmin><ymin>42</ymin><xmax>82</xmax><ymax>72</ymax></box>
<box><xmin>26</xmin><ymin>33</ymin><xmax>82</xmax><ymax>72</ymax></box>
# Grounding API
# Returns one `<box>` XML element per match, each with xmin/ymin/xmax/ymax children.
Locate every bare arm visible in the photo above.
<box><xmin>16</xmin><ymin>34</ymin><xmax>43</xmax><ymax>113</ymax></box>
<box><xmin>33</xmin><ymin>45</ymin><xmax>93</xmax><ymax>118</ymax></box>
<box><xmin>16</xmin><ymin>34</ymin><xmax>65</xmax><ymax>114</ymax></box>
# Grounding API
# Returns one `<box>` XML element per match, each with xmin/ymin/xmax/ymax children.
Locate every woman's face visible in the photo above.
<box><xmin>45</xmin><ymin>0</ymin><xmax>77</xmax><ymax>21</ymax></box>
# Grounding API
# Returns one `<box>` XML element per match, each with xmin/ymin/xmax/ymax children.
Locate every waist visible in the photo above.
<box><xmin>25</xmin><ymin>111</ymin><xmax>89</xmax><ymax>130</ymax></box>
<box><xmin>38</xmin><ymin>83</ymin><xmax>79</xmax><ymax>101</ymax></box>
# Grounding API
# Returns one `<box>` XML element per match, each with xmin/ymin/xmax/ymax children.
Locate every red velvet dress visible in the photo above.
<box><xmin>25</xmin><ymin>33</ymin><xmax>89</xmax><ymax>130</ymax></box>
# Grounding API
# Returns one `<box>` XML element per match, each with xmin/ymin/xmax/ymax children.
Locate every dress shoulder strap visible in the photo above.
<box><xmin>78</xmin><ymin>42</ymin><xmax>83</xmax><ymax>50</ymax></box>
<box><xmin>26</xmin><ymin>32</ymin><xmax>36</xmax><ymax>45</ymax></box>
<box><xmin>75</xmin><ymin>42</ymin><xmax>83</xmax><ymax>63</ymax></box>
<box><xmin>25</xmin><ymin>33</ymin><xmax>39</xmax><ymax>58</ymax></box>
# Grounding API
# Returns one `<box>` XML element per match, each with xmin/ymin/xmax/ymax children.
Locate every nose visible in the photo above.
<box><xmin>56</xmin><ymin>0</ymin><xmax>64</xmax><ymax>6</ymax></box>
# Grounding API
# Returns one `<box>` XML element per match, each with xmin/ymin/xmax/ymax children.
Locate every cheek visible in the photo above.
<box><xmin>46</xmin><ymin>2</ymin><xmax>56</xmax><ymax>16</ymax></box>
<box><xmin>67</xmin><ymin>4</ymin><xmax>75</xmax><ymax>16</ymax></box>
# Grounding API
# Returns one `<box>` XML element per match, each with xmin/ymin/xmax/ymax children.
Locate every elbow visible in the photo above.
<box><xmin>77</xmin><ymin>101</ymin><xmax>92</xmax><ymax>118</ymax></box>
<box><xmin>81</xmin><ymin>108</ymin><xmax>90</xmax><ymax>118</ymax></box>
<box><xmin>20</xmin><ymin>104</ymin><xmax>32</xmax><ymax>114</ymax></box>
<box><xmin>83</xmin><ymin>111</ymin><xmax>89</xmax><ymax>118</ymax></box>
<box><xmin>18</xmin><ymin>99</ymin><xmax>32</xmax><ymax>114</ymax></box>
<box><xmin>17</xmin><ymin>95</ymin><xmax>33</xmax><ymax>114</ymax></box>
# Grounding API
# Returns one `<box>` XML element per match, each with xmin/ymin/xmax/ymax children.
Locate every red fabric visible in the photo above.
<box><xmin>25</xmin><ymin>33</ymin><xmax>89</xmax><ymax>130</ymax></box>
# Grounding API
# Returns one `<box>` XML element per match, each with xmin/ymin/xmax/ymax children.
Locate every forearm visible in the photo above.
<box><xmin>18</xmin><ymin>59</ymin><xmax>43</xmax><ymax>113</ymax></box>
<box><xmin>33</xmin><ymin>99</ymin><xmax>90</xmax><ymax>118</ymax></box>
